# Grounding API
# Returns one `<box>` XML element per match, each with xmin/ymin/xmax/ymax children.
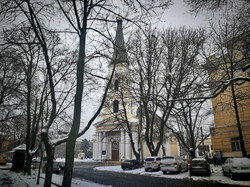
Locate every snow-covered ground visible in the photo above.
<box><xmin>0</xmin><ymin>168</ymin><xmax>107</xmax><ymax>187</ymax></box>
<box><xmin>0</xmin><ymin>159</ymin><xmax>107</xmax><ymax>187</ymax></box>
<box><xmin>1</xmin><ymin>159</ymin><xmax>250</xmax><ymax>186</ymax></box>
<box><xmin>95</xmin><ymin>165</ymin><xmax>250</xmax><ymax>186</ymax></box>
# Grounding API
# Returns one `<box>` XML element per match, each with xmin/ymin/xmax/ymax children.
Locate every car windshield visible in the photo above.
<box><xmin>232</xmin><ymin>158</ymin><xmax>250</xmax><ymax>164</ymax></box>
<box><xmin>124</xmin><ymin>160</ymin><xmax>132</xmax><ymax>162</ymax></box>
<box><xmin>191</xmin><ymin>160</ymin><xmax>207</xmax><ymax>164</ymax></box>
<box><xmin>145</xmin><ymin>158</ymin><xmax>155</xmax><ymax>161</ymax></box>
<box><xmin>162</xmin><ymin>156</ymin><xmax>174</xmax><ymax>160</ymax></box>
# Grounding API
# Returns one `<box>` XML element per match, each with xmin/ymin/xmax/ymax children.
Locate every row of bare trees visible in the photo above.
<box><xmin>118</xmin><ymin>26</ymin><xmax>211</xmax><ymax>159</ymax></box>
<box><xmin>104</xmin><ymin>0</ymin><xmax>250</xmax><ymax>161</ymax></box>
<box><xmin>0</xmin><ymin>0</ymin><xmax>171</xmax><ymax>187</ymax></box>
<box><xmin>0</xmin><ymin>0</ymin><xmax>249</xmax><ymax>186</ymax></box>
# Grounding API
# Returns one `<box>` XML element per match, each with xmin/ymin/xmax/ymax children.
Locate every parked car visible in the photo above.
<box><xmin>121</xmin><ymin>159</ymin><xmax>141</xmax><ymax>170</ymax></box>
<box><xmin>222</xmin><ymin>157</ymin><xmax>250</xmax><ymax>180</ymax></box>
<box><xmin>144</xmin><ymin>156</ymin><xmax>162</xmax><ymax>171</ymax></box>
<box><xmin>42</xmin><ymin>161</ymin><xmax>65</xmax><ymax>174</ymax></box>
<box><xmin>189</xmin><ymin>158</ymin><xmax>211</xmax><ymax>176</ymax></box>
<box><xmin>160</xmin><ymin>155</ymin><xmax>188</xmax><ymax>174</ymax></box>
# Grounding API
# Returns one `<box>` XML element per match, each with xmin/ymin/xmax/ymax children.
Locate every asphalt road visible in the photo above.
<box><xmin>72</xmin><ymin>162</ymin><xmax>243</xmax><ymax>187</ymax></box>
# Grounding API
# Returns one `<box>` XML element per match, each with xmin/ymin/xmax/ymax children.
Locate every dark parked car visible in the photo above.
<box><xmin>189</xmin><ymin>158</ymin><xmax>211</xmax><ymax>176</ymax></box>
<box><xmin>43</xmin><ymin>161</ymin><xmax>65</xmax><ymax>174</ymax></box>
<box><xmin>121</xmin><ymin>159</ymin><xmax>141</xmax><ymax>170</ymax></box>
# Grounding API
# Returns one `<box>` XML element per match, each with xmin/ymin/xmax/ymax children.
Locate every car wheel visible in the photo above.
<box><xmin>185</xmin><ymin>165</ymin><xmax>188</xmax><ymax>172</ymax></box>
<box><xmin>162</xmin><ymin>171</ymin><xmax>167</xmax><ymax>174</ymax></box>
<box><xmin>145</xmin><ymin>168</ymin><xmax>148</xmax><ymax>172</ymax></box>
<box><xmin>230</xmin><ymin>171</ymin><xmax>236</xmax><ymax>180</ymax></box>
<box><xmin>207</xmin><ymin>171</ymin><xmax>211</xmax><ymax>176</ymax></box>
<box><xmin>177</xmin><ymin>166</ymin><xmax>182</xmax><ymax>174</ymax></box>
<box><xmin>157</xmin><ymin>165</ymin><xmax>161</xmax><ymax>171</ymax></box>
<box><xmin>222</xmin><ymin>168</ymin><xmax>226</xmax><ymax>176</ymax></box>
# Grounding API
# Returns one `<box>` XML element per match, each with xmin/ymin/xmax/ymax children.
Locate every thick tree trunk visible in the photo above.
<box><xmin>231</xmin><ymin>85</ymin><xmax>247</xmax><ymax>157</ymax></box>
<box><xmin>43</xmin><ymin>147</ymin><xmax>54</xmax><ymax>187</ymax></box>
<box><xmin>61</xmin><ymin>3</ymin><xmax>88</xmax><ymax>186</ymax></box>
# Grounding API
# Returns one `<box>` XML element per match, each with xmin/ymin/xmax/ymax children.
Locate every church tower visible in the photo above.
<box><xmin>92</xmin><ymin>18</ymin><xmax>139</xmax><ymax>161</ymax></box>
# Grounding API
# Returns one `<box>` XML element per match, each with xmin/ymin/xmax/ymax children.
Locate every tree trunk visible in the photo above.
<box><xmin>61</xmin><ymin>4</ymin><xmax>88</xmax><ymax>186</ymax></box>
<box><xmin>43</xmin><ymin>147</ymin><xmax>54</xmax><ymax>187</ymax></box>
<box><xmin>231</xmin><ymin>85</ymin><xmax>247</xmax><ymax>157</ymax></box>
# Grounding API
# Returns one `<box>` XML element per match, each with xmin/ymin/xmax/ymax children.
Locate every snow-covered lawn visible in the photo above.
<box><xmin>95</xmin><ymin>165</ymin><xmax>250</xmax><ymax>186</ymax></box>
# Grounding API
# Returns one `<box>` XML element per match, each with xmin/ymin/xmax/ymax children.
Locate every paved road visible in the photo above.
<box><xmin>72</xmin><ymin>162</ymin><xmax>243</xmax><ymax>187</ymax></box>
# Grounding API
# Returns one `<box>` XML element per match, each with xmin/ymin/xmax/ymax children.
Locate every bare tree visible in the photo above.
<box><xmin>128</xmin><ymin>26</ymin><xmax>206</xmax><ymax>156</ymax></box>
<box><xmin>0</xmin><ymin>48</ymin><xmax>25</xmax><ymax>151</ymax></box>
<box><xmin>170</xmin><ymin>99</ymin><xmax>211</xmax><ymax>159</ymax></box>
<box><xmin>205</xmin><ymin>14</ymin><xmax>250</xmax><ymax>157</ymax></box>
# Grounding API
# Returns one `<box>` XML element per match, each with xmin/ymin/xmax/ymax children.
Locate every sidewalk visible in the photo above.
<box><xmin>0</xmin><ymin>163</ymin><xmax>106</xmax><ymax>187</ymax></box>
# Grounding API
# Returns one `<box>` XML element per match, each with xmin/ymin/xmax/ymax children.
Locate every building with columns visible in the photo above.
<box><xmin>92</xmin><ymin>18</ymin><xmax>181</xmax><ymax>161</ymax></box>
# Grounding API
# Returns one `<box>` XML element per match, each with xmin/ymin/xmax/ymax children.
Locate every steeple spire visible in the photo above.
<box><xmin>111</xmin><ymin>17</ymin><xmax>129</xmax><ymax>64</ymax></box>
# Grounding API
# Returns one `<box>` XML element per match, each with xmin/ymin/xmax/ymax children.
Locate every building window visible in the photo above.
<box><xmin>231</xmin><ymin>137</ymin><xmax>241</xmax><ymax>152</ymax></box>
<box><xmin>114</xmin><ymin>80</ymin><xmax>119</xmax><ymax>90</ymax></box>
<box><xmin>113</xmin><ymin>100</ymin><xmax>119</xmax><ymax>113</ymax></box>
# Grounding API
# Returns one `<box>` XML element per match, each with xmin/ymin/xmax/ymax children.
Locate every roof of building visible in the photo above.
<box><xmin>110</xmin><ymin>17</ymin><xmax>129</xmax><ymax>65</ymax></box>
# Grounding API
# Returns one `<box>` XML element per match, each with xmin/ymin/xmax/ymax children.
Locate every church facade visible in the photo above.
<box><xmin>92</xmin><ymin>18</ymin><xmax>180</xmax><ymax>161</ymax></box>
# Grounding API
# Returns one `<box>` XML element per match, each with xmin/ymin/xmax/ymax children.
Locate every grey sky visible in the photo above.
<box><xmin>159</xmin><ymin>0</ymin><xmax>207</xmax><ymax>28</ymax></box>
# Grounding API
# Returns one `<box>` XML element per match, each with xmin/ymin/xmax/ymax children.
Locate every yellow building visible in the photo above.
<box><xmin>208</xmin><ymin>31</ymin><xmax>250</xmax><ymax>159</ymax></box>
<box><xmin>0</xmin><ymin>134</ymin><xmax>10</xmax><ymax>164</ymax></box>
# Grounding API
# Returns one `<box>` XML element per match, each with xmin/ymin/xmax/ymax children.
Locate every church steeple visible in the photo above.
<box><xmin>111</xmin><ymin>17</ymin><xmax>129</xmax><ymax>64</ymax></box>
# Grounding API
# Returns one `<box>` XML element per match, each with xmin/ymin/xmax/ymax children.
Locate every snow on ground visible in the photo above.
<box><xmin>1</xmin><ymin>159</ymin><xmax>250</xmax><ymax>186</ymax></box>
<box><xmin>0</xmin><ymin>160</ymin><xmax>107</xmax><ymax>187</ymax></box>
<box><xmin>0</xmin><ymin>169</ymin><xmax>107</xmax><ymax>187</ymax></box>
<box><xmin>95</xmin><ymin>165</ymin><xmax>250</xmax><ymax>186</ymax></box>
<box><xmin>55</xmin><ymin>158</ymin><xmax>97</xmax><ymax>163</ymax></box>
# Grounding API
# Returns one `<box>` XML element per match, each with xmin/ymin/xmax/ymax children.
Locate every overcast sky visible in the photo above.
<box><xmin>157</xmin><ymin>0</ymin><xmax>208</xmax><ymax>29</ymax></box>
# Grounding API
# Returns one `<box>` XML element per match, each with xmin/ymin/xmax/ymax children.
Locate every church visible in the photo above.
<box><xmin>92</xmin><ymin>18</ymin><xmax>180</xmax><ymax>161</ymax></box>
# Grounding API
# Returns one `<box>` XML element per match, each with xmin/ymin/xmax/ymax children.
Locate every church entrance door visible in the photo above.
<box><xmin>112</xmin><ymin>141</ymin><xmax>119</xmax><ymax>161</ymax></box>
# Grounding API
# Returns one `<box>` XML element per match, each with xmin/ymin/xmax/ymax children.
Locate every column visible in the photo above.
<box><xmin>125</xmin><ymin>132</ymin><xmax>131</xmax><ymax>159</ymax></box>
<box><xmin>102</xmin><ymin>132</ymin><xmax>107</xmax><ymax>160</ymax></box>
<box><xmin>97</xmin><ymin>132</ymin><xmax>101</xmax><ymax>160</ymax></box>
<box><xmin>120</xmin><ymin>131</ymin><xmax>125</xmax><ymax>160</ymax></box>
<box><xmin>166</xmin><ymin>137</ymin><xmax>171</xmax><ymax>155</ymax></box>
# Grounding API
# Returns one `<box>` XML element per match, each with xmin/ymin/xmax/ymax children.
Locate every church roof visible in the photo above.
<box><xmin>110</xmin><ymin>17</ymin><xmax>129</xmax><ymax>65</ymax></box>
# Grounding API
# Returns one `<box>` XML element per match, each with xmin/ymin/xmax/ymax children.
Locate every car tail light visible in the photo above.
<box><xmin>173</xmin><ymin>162</ymin><xmax>177</xmax><ymax>165</ymax></box>
<box><xmin>204</xmin><ymin>164</ymin><xmax>209</xmax><ymax>168</ymax></box>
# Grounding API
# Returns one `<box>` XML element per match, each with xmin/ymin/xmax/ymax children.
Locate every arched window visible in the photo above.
<box><xmin>113</xmin><ymin>100</ymin><xmax>119</xmax><ymax>113</ymax></box>
<box><xmin>114</xmin><ymin>80</ymin><xmax>119</xmax><ymax>90</ymax></box>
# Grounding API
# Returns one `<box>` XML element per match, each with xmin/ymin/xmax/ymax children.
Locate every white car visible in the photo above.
<box><xmin>222</xmin><ymin>157</ymin><xmax>250</xmax><ymax>180</ymax></box>
<box><xmin>144</xmin><ymin>156</ymin><xmax>162</xmax><ymax>171</ymax></box>
<box><xmin>160</xmin><ymin>155</ymin><xmax>188</xmax><ymax>174</ymax></box>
